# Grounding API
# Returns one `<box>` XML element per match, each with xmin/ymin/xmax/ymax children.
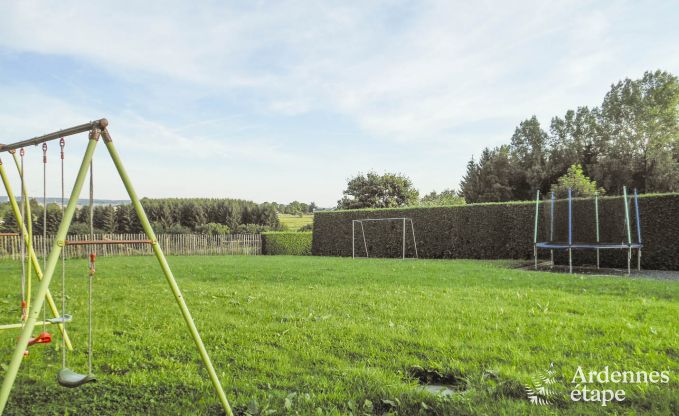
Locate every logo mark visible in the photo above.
<box><xmin>526</xmin><ymin>364</ymin><xmax>558</xmax><ymax>405</ymax></box>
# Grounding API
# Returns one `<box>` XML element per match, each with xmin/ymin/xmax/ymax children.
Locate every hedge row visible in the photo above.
<box><xmin>311</xmin><ymin>193</ymin><xmax>679</xmax><ymax>270</ymax></box>
<box><xmin>261</xmin><ymin>232</ymin><xmax>312</xmax><ymax>255</ymax></box>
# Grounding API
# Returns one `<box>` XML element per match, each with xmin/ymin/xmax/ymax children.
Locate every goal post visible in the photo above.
<box><xmin>351</xmin><ymin>217</ymin><xmax>418</xmax><ymax>259</ymax></box>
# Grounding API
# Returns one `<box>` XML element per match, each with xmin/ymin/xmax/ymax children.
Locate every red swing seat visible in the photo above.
<box><xmin>28</xmin><ymin>331</ymin><xmax>52</xmax><ymax>346</ymax></box>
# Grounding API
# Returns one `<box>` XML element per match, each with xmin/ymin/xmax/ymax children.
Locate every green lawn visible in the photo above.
<box><xmin>0</xmin><ymin>256</ymin><xmax>677</xmax><ymax>415</ymax></box>
<box><xmin>278</xmin><ymin>214</ymin><xmax>313</xmax><ymax>231</ymax></box>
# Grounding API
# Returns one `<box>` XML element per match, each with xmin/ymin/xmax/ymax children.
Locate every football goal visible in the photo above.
<box><xmin>351</xmin><ymin>217</ymin><xmax>418</xmax><ymax>259</ymax></box>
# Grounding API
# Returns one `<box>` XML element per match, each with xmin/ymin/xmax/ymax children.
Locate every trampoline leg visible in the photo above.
<box><xmin>550</xmin><ymin>250</ymin><xmax>554</xmax><ymax>266</ymax></box>
<box><xmin>534</xmin><ymin>245</ymin><xmax>537</xmax><ymax>270</ymax></box>
<box><xmin>568</xmin><ymin>248</ymin><xmax>573</xmax><ymax>274</ymax></box>
<box><xmin>627</xmin><ymin>248</ymin><xmax>632</xmax><ymax>276</ymax></box>
<box><xmin>596</xmin><ymin>248</ymin><xmax>600</xmax><ymax>270</ymax></box>
<box><xmin>637</xmin><ymin>249</ymin><xmax>641</xmax><ymax>271</ymax></box>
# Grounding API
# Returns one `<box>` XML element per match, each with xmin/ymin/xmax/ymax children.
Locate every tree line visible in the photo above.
<box><xmin>459</xmin><ymin>70</ymin><xmax>679</xmax><ymax>202</ymax></box>
<box><xmin>269</xmin><ymin>201</ymin><xmax>317</xmax><ymax>215</ymax></box>
<box><xmin>0</xmin><ymin>197</ymin><xmax>284</xmax><ymax>235</ymax></box>
<box><xmin>336</xmin><ymin>70</ymin><xmax>679</xmax><ymax>208</ymax></box>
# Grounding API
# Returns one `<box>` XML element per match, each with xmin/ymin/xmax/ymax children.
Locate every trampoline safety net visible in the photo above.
<box><xmin>536</xmin><ymin>191</ymin><xmax>641</xmax><ymax>248</ymax></box>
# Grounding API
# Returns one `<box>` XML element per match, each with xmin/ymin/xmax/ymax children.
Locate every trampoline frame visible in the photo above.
<box><xmin>533</xmin><ymin>186</ymin><xmax>642</xmax><ymax>275</ymax></box>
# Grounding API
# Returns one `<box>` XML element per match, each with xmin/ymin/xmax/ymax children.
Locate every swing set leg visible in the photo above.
<box><xmin>103</xmin><ymin>134</ymin><xmax>234</xmax><ymax>416</ymax></box>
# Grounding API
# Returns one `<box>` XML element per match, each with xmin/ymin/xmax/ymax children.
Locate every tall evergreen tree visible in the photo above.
<box><xmin>460</xmin><ymin>157</ymin><xmax>481</xmax><ymax>203</ymax></box>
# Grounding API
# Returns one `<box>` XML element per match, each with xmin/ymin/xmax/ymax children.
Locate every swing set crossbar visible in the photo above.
<box><xmin>0</xmin><ymin>119</ymin><xmax>108</xmax><ymax>153</ymax></box>
<box><xmin>65</xmin><ymin>239</ymin><xmax>153</xmax><ymax>246</ymax></box>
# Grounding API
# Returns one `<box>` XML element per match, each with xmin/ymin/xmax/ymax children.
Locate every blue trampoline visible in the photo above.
<box><xmin>533</xmin><ymin>186</ymin><xmax>642</xmax><ymax>274</ymax></box>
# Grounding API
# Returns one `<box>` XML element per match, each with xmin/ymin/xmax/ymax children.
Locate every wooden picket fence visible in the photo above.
<box><xmin>0</xmin><ymin>233</ymin><xmax>262</xmax><ymax>259</ymax></box>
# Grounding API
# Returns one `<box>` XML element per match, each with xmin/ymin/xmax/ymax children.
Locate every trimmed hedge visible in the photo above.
<box><xmin>311</xmin><ymin>193</ymin><xmax>679</xmax><ymax>270</ymax></box>
<box><xmin>262</xmin><ymin>232</ymin><xmax>312</xmax><ymax>255</ymax></box>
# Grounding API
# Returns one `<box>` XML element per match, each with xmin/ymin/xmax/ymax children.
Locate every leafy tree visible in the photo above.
<box><xmin>550</xmin><ymin>164</ymin><xmax>605</xmax><ymax>198</ymax></box>
<box><xmin>286</xmin><ymin>201</ymin><xmax>305</xmax><ymax>215</ymax></box>
<box><xmin>420</xmin><ymin>189</ymin><xmax>465</xmax><ymax>206</ymax></box>
<box><xmin>337</xmin><ymin>172</ymin><xmax>419</xmax><ymax>209</ymax></box>
<box><xmin>599</xmin><ymin>70</ymin><xmax>679</xmax><ymax>192</ymax></box>
<box><xmin>548</xmin><ymin>106</ymin><xmax>601</xmax><ymax>184</ymax></box>
<box><xmin>509</xmin><ymin>116</ymin><xmax>549</xmax><ymax>199</ymax></box>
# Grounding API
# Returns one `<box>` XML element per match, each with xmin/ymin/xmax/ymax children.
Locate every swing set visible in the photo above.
<box><xmin>0</xmin><ymin>119</ymin><xmax>234</xmax><ymax>416</ymax></box>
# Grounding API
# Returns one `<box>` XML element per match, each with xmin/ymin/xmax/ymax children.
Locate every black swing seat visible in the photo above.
<box><xmin>57</xmin><ymin>368</ymin><xmax>96</xmax><ymax>388</ymax></box>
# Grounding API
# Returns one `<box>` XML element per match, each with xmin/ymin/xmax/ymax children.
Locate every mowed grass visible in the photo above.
<box><xmin>0</xmin><ymin>256</ymin><xmax>677</xmax><ymax>415</ymax></box>
<box><xmin>278</xmin><ymin>214</ymin><xmax>314</xmax><ymax>231</ymax></box>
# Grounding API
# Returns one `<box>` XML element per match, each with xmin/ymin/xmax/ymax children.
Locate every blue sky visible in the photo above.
<box><xmin>1</xmin><ymin>1</ymin><xmax>678</xmax><ymax>207</ymax></box>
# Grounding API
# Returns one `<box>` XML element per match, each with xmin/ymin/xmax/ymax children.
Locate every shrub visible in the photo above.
<box><xmin>150</xmin><ymin>222</ymin><xmax>192</xmax><ymax>234</ymax></box>
<box><xmin>195</xmin><ymin>222</ymin><xmax>231</xmax><ymax>235</ymax></box>
<box><xmin>550</xmin><ymin>164</ymin><xmax>605</xmax><ymax>198</ymax></box>
<box><xmin>232</xmin><ymin>224</ymin><xmax>272</xmax><ymax>234</ymax></box>
<box><xmin>262</xmin><ymin>232</ymin><xmax>312</xmax><ymax>255</ymax></box>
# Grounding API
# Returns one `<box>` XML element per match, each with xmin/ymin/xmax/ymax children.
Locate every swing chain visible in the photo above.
<box><xmin>60</xmin><ymin>137</ymin><xmax>67</xmax><ymax>369</ymax></box>
<box><xmin>42</xmin><ymin>142</ymin><xmax>48</xmax><ymax>331</ymax></box>
<box><xmin>18</xmin><ymin>147</ymin><xmax>27</xmax><ymax>322</ymax></box>
<box><xmin>87</xmin><ymin>159</ymin><xmax>95</xmax><ymax>375</ymax></box>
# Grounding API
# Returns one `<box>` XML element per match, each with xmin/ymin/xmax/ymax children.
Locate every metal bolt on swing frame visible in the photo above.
<box><xmin>0</xmin><ymin>119</ymin><xmax>234</xmax><ymax>416</ymax></box>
